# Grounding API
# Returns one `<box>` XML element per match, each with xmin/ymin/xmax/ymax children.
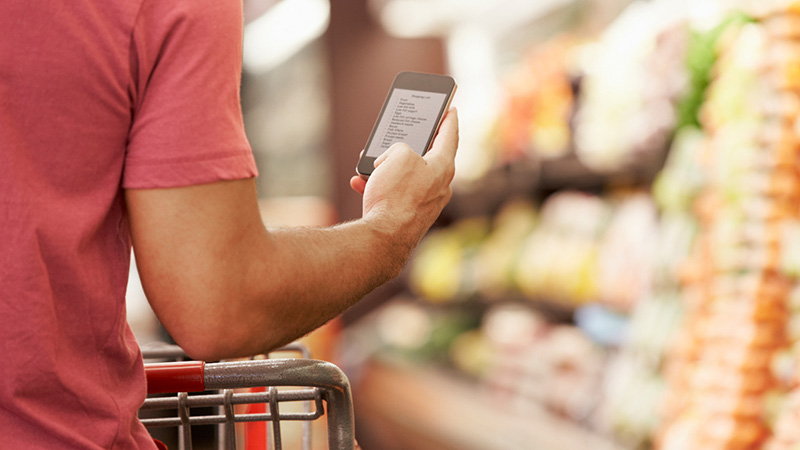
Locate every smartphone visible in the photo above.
<box><xmin>356</xmin><ymin>71</ymin><xmax>457</xmax><ymax>177</ymax></box>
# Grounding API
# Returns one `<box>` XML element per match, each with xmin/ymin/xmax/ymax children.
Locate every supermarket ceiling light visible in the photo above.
<box><xmin>378</xmin><ymin>0</ymin><xmax>453</xmax><ymax>38</ymax></box>
<box><xmin>243</xmin><ymin>0</ymin><xmax>330</xmax><ymax>74</ymax></box>
<box><xmin>376</xmin><ymin>0</ymin><xmax>575</xmax><ymax>38</ymax></box>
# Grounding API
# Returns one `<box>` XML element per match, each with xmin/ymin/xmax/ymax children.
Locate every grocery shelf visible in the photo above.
<box><xmin>446</xmin><ymin>160</ymin><xmax>541</xmax><ymax>219</ymax></box>
<box><xmin>538</xmin><ymin>150</ymin><xmax>666</xmax><ymax>192</ymax></box>
<box><xmin>428</xmin><ymin>295</ymin><xmax>578</xmax><ymax>325</ymax></box>
<box><xmin>446</xmin><ymin>145</ymin><xmax>668</xmax><ymax>220</ymax></box>
<box><xmin>354</xmin><ymin>357</ymin><xmax>627</xmax><ymax>450</ymax></box>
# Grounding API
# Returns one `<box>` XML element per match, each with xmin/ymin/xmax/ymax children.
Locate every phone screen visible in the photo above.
<box><xmin>357</xmin><ymin>71</ymin><xmax>456</xmax><ymax>177</ymax></box>
<box><xmin>364</xmin><ymin>88</ymin><xmax>449</xmax><ymax>157</ymax></box>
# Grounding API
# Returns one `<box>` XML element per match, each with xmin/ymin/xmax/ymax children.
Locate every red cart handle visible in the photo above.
<box><xmin>145</xmin><ymin>361</ymin><xmax>206</xmax><ymax>394</ymax></box>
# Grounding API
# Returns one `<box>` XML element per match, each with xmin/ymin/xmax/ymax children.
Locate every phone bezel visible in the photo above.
<box><xmin>356</xmin><ymin>71</ymin><xmax>457</xmax><ymax>177</ymax></box>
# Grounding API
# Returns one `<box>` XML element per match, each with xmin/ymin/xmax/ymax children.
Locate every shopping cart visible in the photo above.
<box><xmin>139</xmin><ymin>342</ymin><xmax>355</xmax><ymax>450</ymax></box>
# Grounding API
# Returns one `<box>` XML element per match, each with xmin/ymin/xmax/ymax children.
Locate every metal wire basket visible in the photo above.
<box><xmin>139</xmin><ymin>343</ymin><xmax>355</xmax><ymax>450</ymax></box>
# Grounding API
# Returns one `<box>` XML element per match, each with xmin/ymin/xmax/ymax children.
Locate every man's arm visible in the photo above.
<box><xmin>126</xmin><ymin>110</ymin><xmax>458</xmax><ymax>361</ymax></box>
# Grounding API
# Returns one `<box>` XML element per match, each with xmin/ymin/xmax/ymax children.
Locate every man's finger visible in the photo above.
<box><xmin>350</xmin><ymin>176</ymin><xmax>366</xmax><ymax>195</ymax></box>
<box><xmin>424</xmin><ymin>108</ymin><xmax>459</xmax><ymax>164</ymax></box>
<box><xmin>374</xmin><ymin>142</ymin><xmax>416</xmax><ymax>169</ymax></box>
<box><xmin>373</xmin><ymin>146</ymin><xmax>392</xmax><ymax>169</ymax></box>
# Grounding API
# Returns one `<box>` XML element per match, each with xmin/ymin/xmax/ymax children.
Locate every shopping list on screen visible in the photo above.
<box><xmin>366</xmin><ymin>88</ymin><xmax>448</xmax><ymax>157</ymax></box>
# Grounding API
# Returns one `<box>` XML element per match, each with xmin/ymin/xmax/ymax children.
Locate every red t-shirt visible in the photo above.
<box><xmin>0</xmin><ymin>0</ymin><xmax>257</xmax><ymax>448</ymax></box>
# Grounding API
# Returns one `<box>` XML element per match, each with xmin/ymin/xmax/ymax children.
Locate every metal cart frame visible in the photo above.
<box><xmin>139</xmin><ymin>343</ymin><xmax>355</xmax><ymax>450</ymax></box>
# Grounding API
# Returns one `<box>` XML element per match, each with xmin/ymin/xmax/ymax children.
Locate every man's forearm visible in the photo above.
<box><xmin>128</xmin><ymin>179</ymin><xmax>418</xmax><ymax>361</ymax></box>
<box><xmin>222</xmin><ymin>219</ymin><xmax>412</xmax><ymax>358</ymax></box>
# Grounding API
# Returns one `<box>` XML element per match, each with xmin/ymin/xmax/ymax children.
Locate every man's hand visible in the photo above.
<box><xmin>350</xmin><ymin>108</ymin><xmax>458</xmax><ymax>250</ymax></box>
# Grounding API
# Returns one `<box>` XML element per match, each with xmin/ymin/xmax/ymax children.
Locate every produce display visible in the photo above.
<box><xmin>489</xmin><ymin>39</ymin><xmax>577</xmax><ymax>165</ymax></box>
<box><xmin>600</xmin><ymin>12</ymin><xmax>737</xmax><ymax>446</ymax></box>
<box><xmin>485</xmin><ymin>2</ymin><xmax>688</xmax><ymax>175</ymax></box>
<box><xmin>572</xmin><ymin>2</ymin><xmax>687</xmax><ymax>172</ymax></box>
<box><xmin>349</xmin><ymin>2</ymin><xmax>800</xmax><ymax>449</ymax></box>
<box><xmin>409</xmin><ymin>192</ymin><xmax>658</xmax><ymax>313</ymax></box>
<box><xmin>367</xmin><ymin>297</ymin><xmax>610</xmax><ymax>426</ymax></box>
<box><xmin>480</xmin><ymin>303</ymin><xmax>607</xmax><ymax>423</ymax></box>
<box><xmin>655</xmin><ymin>8</ymin><xmax>800</xmax><ymax>449</ymax></box>
<box><xmin>598</xmin><ymin>126</ymin><xmax>705</xmax><ymax>448</ymax></box>
<box><xmin>759</xmin><ymin>5</ymin><xmax>800</xmax><ymax>449</ymax></box>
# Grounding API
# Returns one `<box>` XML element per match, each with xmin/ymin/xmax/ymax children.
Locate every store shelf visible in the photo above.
<box><xmin>538</xmin><ymin>150</ymin><xmax>666</xmax><ymax>192</ymax></box>
<box><xmin>445</xmin><ymin>160</ymin><xmax>540</xmax><ymax>219</ymax></box>
<box><xmin>426</xmin><ymin>295</ymin><xmax>578</xmax><ymax>324</ymax></box>
<box><xmin>445</xmin><ymin>144</ymin><xmax>668</xmax><ymax>220</ymax></box>
<box><xmin>354</xmin><ymin>358</ymin><xmax>627</xmax><ymax>450</ymax></box>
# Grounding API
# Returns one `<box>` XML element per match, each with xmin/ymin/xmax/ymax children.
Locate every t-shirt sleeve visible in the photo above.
<box><xmin>123</xmin><ymin>0</ymin><xmax>257</xmax><ymax>189</ymax></box>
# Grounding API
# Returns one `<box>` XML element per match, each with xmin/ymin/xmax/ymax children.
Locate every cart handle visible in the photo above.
<box><xmin>145</xmin><ymin>361</ymin><xmax>206</xmax><ymax>394</ymax></box>
<box><xmin>142</xmin><ymin>358</ymin><xmax>355</xmax><ymax>450</ymax></box>
<box><xmin>204</xmin><ymin>359</ymin><xmax>355</xmax><ymax>450</ymax></box>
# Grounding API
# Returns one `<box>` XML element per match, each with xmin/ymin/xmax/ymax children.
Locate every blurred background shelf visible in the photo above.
<box><xmin>354</xmin><ymin>357</ymin><xmax>626</xmax><ymax>450</ymax></box>
<box><xmin>444</xmin><ymin>145</ymin><xmax>668</xmax><ymax>221</ymax></box>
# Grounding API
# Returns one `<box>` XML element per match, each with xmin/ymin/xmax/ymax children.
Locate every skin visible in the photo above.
<box><xmin>126</xmin><ymin>109</ymin><xmax>458</xmax><ymax>361</ymax></box>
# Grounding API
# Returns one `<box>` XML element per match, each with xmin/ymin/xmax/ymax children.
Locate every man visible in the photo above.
<box><xmin>0</xmin><ymin>0</ymin><xmax>458</xmax><ymax>448</ymax></box>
